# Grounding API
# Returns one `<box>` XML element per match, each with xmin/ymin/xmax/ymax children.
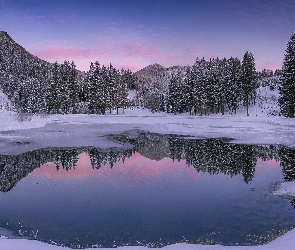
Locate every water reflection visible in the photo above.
<box><xmin>0</xmin><ymin>131</ymin><xmax>295</xmax><ymax>247</ymax></box>
<box><xmin>0</xmin><ymin>131</ymin><xmax>295</xmax><ymax>192</ymax></box>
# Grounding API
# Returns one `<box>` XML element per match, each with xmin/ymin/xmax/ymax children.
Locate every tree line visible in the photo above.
<box><xmin>166</xmin><ymin>52</ymin><xmax>257</xmax><ymax>116</ymax></box>
<box><xmin>4</xmin><ymin>29</ymin><xmax>295</xmax><ymax>117</ymax></box>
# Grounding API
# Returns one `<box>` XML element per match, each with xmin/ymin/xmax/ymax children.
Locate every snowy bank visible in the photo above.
<box><xmin>274</xmin><ymin>180</ymin><xmax>295</xmax><ymax>198</ymax></box>
<box><xmin>1</xmin><ymin>228</ymin><xmax>295</xmax><ymax>250</ymax></box>
<box><xmin>1</xmin><ymin>107</ymin><xmax>295</xmax><ymax>155</ymax></box>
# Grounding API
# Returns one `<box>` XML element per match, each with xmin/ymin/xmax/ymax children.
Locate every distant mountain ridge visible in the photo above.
<box><xmin>0</xmin><ymin>30</ymin><xmax>51</xmax><ymax>72</ymax></box>
<box><xmin>0</xmin><ymin>31</ymin><xmax>86</xmax><ymax>113</ymax></box>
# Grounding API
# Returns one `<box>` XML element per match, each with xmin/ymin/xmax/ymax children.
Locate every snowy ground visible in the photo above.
<box><xmin>1</xmin><ymin>86</ymin><xmax>295</xmax><ymax>249</ymax></box>
<box><xmin>1</xmin><ymin>229</ymin><xmax>295</xmax><ymax>250</ymax></box>
<box><xmin>1</xmin><ymin>106</ymin><xmax>295</xmax><ymax>155</ymax></box>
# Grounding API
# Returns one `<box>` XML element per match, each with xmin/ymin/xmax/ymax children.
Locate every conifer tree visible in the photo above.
<box><xmin>241</xmin><ymin>51</ymin><xmax>257</xmax><ymax>116</ymax></box>
<box><xmin>119</xmin><ymin>69</ymin><xmax>132</xmax><ymax>114</ymax></box>
<box><xmin>167</xmin><ymin>70</ymin><xmax>183</xmax><ymax>113</ymax></box>
<box><xmin>279</xmin><ymin>33</ymin><xmax>295</xmax><ymax>117</ymax></box>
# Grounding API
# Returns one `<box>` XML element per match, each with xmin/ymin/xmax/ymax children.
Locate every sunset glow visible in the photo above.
<box><xmin>31</xmin><ymin>152</ymin><xmax>203</xmax><ymax>182</ymax></box>
<box><xmin>1</xmin><ymin>0</ymin><xmax>294</xmax><ymax>72</ymax></box>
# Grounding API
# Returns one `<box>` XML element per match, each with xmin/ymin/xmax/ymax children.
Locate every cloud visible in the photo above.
<box><xmin>118</xmin><ymin>42</ymin><xmax>161</xmax><ymax>59</ymax></box>
<box><xmin>31</xmin><ymin>33</ymin><xmax>205</xmax><ymax>72</ymax></box>
<box><xmin>33</xmin><ymin>45</ymin><xmax>95</xmax><ymax>61</ymax></box>
<box><xmin>256</xmin><ymin>60</ymin><xmax>282</xmax><ymax>71</ymax></box>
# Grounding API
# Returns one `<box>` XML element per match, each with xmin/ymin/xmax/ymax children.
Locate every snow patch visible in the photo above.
<box><xmin>273</xmin><ymin>181</ymin><xmax>295</xmax><ymax>197</ymax></box>
<box><xmin>0</xmin><ymin>88</ymin><xmax>13</xmax><ymax>111</ymax></box>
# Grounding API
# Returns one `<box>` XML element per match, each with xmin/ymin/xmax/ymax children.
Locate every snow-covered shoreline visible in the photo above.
<box><xmin>1</xmin><ymin>228</ymin><xmax>295</xmax><ymax>250</ymax></box>
<box><xmin>1</xmin><ymin>108</ymin><xmax>295</xmax><ymax>148</ymax></box>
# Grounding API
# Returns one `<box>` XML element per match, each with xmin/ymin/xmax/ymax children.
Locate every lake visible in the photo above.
<box><xmin>0</xmin><ymin>131</ymin><xmax>294</xmax><ymax>248</ymax></box>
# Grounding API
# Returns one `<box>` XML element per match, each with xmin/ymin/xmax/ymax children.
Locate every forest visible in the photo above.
<box><xmin>0</xmin><ymin>30</ymin><xmax>293</xmax><ymax>117</ymax></box>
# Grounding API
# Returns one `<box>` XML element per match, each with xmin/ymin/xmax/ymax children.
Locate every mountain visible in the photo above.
<box><xmin>134</xmin><ymin>64</ymin><xmax>187</xmax><ymax>91</ymax></box>
<box><xmin>0</xmin><ymin>31</ymin><xmax>51</xmax><ymax>82</ymax></box>
<box><xmin>134</xmin><ymin>64</ymin><xmax>169</xmax><ymax>91</ymax></box>
<box><xmin>0</xmin><ymin>31</ymin><xmax>50</xmax><ymax>67</ymax></box>
<box><xmin>0</xmin><ymin>31</ymin><xmax>86</xmax><ymax>113</ymax></box>
<box><xmin>0</xmin><ymin>31</ymin><xmax>53</xmax><ymax>111</ymax></box>
<box><xmin>133</xmin><ymin>64</ymin><xmax>188</xmax><ymax>112</ymax></box>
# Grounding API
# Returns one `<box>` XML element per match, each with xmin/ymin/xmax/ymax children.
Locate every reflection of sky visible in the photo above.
<box><xmin>0</xmin><ymin>152</ymin><xmax>293</xmax><ymax>247</ymax></box>
<box><xmin>1</xmin><ymin>0</ymin><xmax>294</xmax><ymax>72</ymax></box>
<box><xmin>32</xmin><ymin>153</ymin><xmax>282</xmax><ymax>184</ymax></box>
<box><xmin>31</xmin><ymin>152</ymin><xmax>203</xmax><ymax>182</ymax></box>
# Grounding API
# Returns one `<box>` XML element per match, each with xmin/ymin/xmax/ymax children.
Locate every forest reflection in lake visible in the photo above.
<box><xmin>0</xmin><ymin>131</ymin><xmax>295</xmax><ymax>248</ymax></box>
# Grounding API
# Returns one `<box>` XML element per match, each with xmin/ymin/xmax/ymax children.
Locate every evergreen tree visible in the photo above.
<box><xmin>68</xmin><ymin>61</ymin><xmax>79</xmax><ymax>113</ymax></box>
<box><xmin>279</xmin><ymin>33</ymin><xmax>295</xmax><ymax>117</ymax></box>
<box><xmin>167</xmin><ymin>70</ymin><xmax>184</xmax><ymax>113</ymax></box>
<box><xmin>226</xmin><ymin>57</ymin><xmax>242</xmax><ymax>114</ymax></box>
<box><xmin>241</xmin><ymin>51</ymin><xmax>257</xmax><ymax>116</ymax></box>
<box><xmin>119</xmin><ymin>69</ymin><xmax>132</xmax><ymax>114</ymax></box>
<box><xmin>106</xmin><ymin>63</ymin><xmax>119</xmax><ymax>114</ymax></box>
<box><xmin>46</xmin><ymin>62</ymin><xmax>60</xmax><ymax>113</ymax></box>
<box><xmin>86</xmin><ymin>61</ymin><xmax>106</xmax><ymax>114</ymax></box>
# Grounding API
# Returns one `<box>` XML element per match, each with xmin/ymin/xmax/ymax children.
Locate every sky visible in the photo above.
<box><xmin>0</xmin><ymin>0</ymin><xmax>295</xmax><ymax>72</ymax></box>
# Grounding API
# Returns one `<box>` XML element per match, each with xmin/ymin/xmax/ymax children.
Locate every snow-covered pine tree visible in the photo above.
<box><xmin>215</xmin><ymin>58</ymin><xmax>228</xmax><ymax>115</ymax></box>
<box><xmin>279</xmin><ymin>33</ymin><xmax>295</xmax><ymax>117</ymax></box>
<box><xmin>183</xmin><ymin>66</ymin><xmax>193</xmax><ymax>114</ymax></box>
<box><xmin>46</xmin><ymin>62</ymin><xmax>60</xmax><ymax>113</ymax></box>
<box><xmin>119</xmin><ymin>69</ymin><xmax>132</xmax><ymax>114</ymax></box>
<box><xmin>68</xmin><ymin>61</ymin><xmax>79</xmax><ymax>113</ymax></box>
<box><xmin>206</xmin><ymin>58</ymin><xmax>219</xmax><ymax>114</ymax></box>
<box><xmin>167</xmin><ymin>69</ymin><xmax>183</xmax><ymax>113</ymax></box>
<box><xmin>226</xmin><ymin>57</ymin><xmax>242</xmax><ymax>114</ymax></box>
<box><xmin>241</xmin><ymin>51</ymin><xmax>257</xmax><ymax>116</ymax></box>
<box><xmin>86</xmin><ymin>61</ymin><xmax>106</xmax><ymax>114</ymax></box>
<box><xmin>106</xmin><ymin>63</ymin><xmax>120</xmax><ymax>114</ymax></box>
<box><xmin>194</xmin><ymin>58</ymin><xmax>206</xmax><ymax>114</ymax></box>
<box><xmin>204</xmin><ymin>58</ymin><xmax>214</xmax><ymax>114</ymax></box>
<box><xmin>184</xmin><ymin>60</ymin><xmax>202</xmax><ymax>115</ymax></box>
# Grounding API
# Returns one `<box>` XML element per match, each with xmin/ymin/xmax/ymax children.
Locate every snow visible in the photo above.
<box><xmin>2</xmin><ymin>107</ymin><xmax>294</xmax><ymax>155</ymax></box>
<box><xmin>0</xmin><ymin>88</ymin><xmax>13</xmax><ymax>111</ymax></box>
<box><xmin>1</xmin><ymin>228</ymin><xmax>295</xmax><ymax>250</ymax></box>
<box><xmin>273</xmin><ymin>180</ymin><xmax>295</xmax><ymax>197</ymax></box>
<box><xmin>1</xmin><ymin>86</ymin><xmax>295</xmax><ymax>249</ymax></box>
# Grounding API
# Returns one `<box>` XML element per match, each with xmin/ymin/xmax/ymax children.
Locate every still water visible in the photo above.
<box><xmin>0</xmin><ymin>132</ymin><xmax>294</xmax><ymax>248</ymax></box>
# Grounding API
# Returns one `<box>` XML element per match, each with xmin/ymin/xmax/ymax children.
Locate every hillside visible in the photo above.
<box><xmin>0</xmin><ymin>31</ymin><xmax>86</xmax><ymax>113</ymax></box>
<box><xmin>0</xmin><ymin>31</ymin><xmax>52</xmax><ymax>112</ymax></box>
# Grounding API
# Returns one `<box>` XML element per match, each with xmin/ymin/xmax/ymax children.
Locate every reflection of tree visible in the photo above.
<box><xmin>171</xmin><ymin>137</ymin><xmax>282</xmax><ymax>183</ymax></box>
<box><xmin>0</xmin><ymin>148</ymin><xmax>81</xmax><ymax>192</ymax></box>
<box><xmin>85</xmin><ymin>148</ymin><xmax>133</xmax><ymax>169</ymax></box>
<box><xmin>0</xmin><ymin>131</ymin><xmax>291</xmax><ymax>192</ymax></box>
<box><xmin>168</xmin><ymin>137</ymin><xmax>258</xmax><ymax>183</ymax></box>
<box><xmin>279</xmin><ymin>146</ymin><xmax>295</xmax><ymax>181</ymax></box>
<box><xmin>113</xmin><ymin>131</ymin><xmax>171</xmax><ymax>161</ymax></box>
<box><xmin>116</xmin><ymin>131</ymin><xmax>281</xmax><ymax>184</ymax></box>
<box><xmin>53</xmin><ymin>149</ymin><xmax>79</xmax><ymax>171</ymax></box>
<box><xmin>0</xmin><ymin>147</ymin><xmax>134</xmax><ymax>192</ymax></box>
